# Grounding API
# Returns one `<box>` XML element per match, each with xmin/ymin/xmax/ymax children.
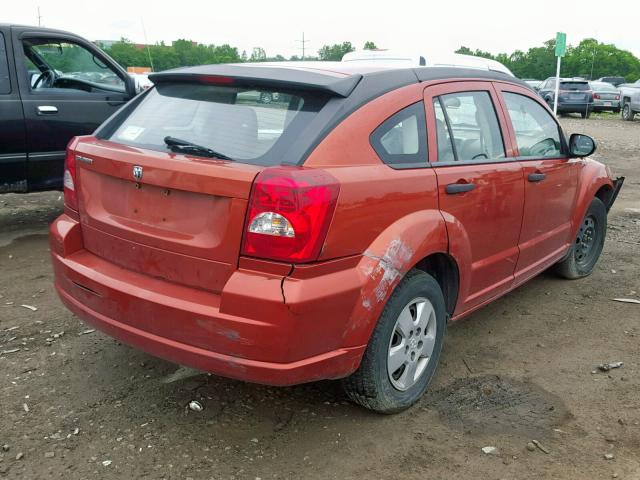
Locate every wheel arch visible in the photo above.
<box><xmin>414</xmin><ymin>252</ymin><xmax>459</xmax><ymax>317</ymax></box>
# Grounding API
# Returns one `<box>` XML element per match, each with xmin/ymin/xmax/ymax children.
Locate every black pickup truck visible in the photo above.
<box><xmin>0</xmin><ymin>24</ymin><xmax>137</xmax><ymax>193</ymax></box>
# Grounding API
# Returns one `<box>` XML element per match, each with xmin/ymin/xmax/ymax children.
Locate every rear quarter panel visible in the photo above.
<box><xmin>301</xmin><ymin>82</ymin><xmax>450</xmax><ymax>347</ymax></box>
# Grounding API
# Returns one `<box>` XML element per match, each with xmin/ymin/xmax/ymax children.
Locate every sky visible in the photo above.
<box><xmin>5</xmin><ymin>0</ymin><xmax>640</xmax><ymax>60</ymax></box>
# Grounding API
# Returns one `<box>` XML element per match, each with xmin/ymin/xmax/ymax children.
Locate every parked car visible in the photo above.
<box><xmin>523</xmin><ymin>78</ymin><xmax>542</xmax><ymax>90</ymax></box>
<box><xmin>0</xmin><ymin>24</ymin><xmax>137</xmax><ymax>193</ymax></box>
<box><xmin>596</xmin><ymin>76</ymin><xmax>626</xmax><ymax>87</ymax></box>
<box><xmin>51</xmin><ymin>63</ymin><xmax>624</xmax><ymax>413</ymax></box>
<box><xmin>537</xmin><ymin>77</ymin><xmax>594</xmax><ymax>117</ymax></box>
<box><xmin>589</xmin><ymin>81</ymin><xmax>621</xmax><ymax>113</ymax></box>
<box><xmin>618</xmin><ymin>79</ymin><xmax>640</xmax><ymax>121</ymax></box>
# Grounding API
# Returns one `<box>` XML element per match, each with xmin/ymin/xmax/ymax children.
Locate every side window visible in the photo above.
<box><xmin>503</xmin><ymin>92</ymin><xmax>563</xmax><ymax>158</ymax></box>
<box><xmin>21</xmin><ymin>38</ymin><xmax>124</xmax><ymax>93</ymax></box>
<box><xmin>435</xmin><ymin>91</ymin><xmax>505</xmax><ymax>162</ymax></box>
<box><xmin>0</xmin><ymin>32</ymin><xmax>9</xmax><ymax>94</ymax></box>
<box><xmin>370</xmin><ymin>102</ymin><xmax>427</xmax><ymax>167</ymax></box>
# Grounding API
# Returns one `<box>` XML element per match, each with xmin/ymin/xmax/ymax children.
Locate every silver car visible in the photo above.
<box><xmin>589</xmin><ymin>81</ymin><xmax>621</xmax><ymax>113</ymax></box>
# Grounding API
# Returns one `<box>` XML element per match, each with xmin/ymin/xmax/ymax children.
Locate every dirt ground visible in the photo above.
<box><xmin>1</xmin><ymin>116</ymin><xmax>639</xmax><ymax>480</ymax></box>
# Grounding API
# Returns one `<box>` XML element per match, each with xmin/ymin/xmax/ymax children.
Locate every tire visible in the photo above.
<box><xmin>342</xmin><ymin>269</ymin><xmax>446</xmax><ymax>413</ymax></box>
<box><xmin>622</xmin><ymin>103</ymin><xmax>635</xmax><ymax>121</ymax></box>
<box><xmin>555</xmin><ymin>197</ymin><xmax>607</xmax><ymax>279</ymax></box>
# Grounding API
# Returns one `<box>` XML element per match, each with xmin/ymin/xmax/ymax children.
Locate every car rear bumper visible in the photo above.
<box><xmin>50</xmin><ymin>214</ymin><xmax>367</xmax><ymax>386</ymax></box>
<box><xmin>557</xmin><ymin>103</ymin><xmax>592</xmax><ymax>113</ymax></box>
<box><xmin>593</xmin><ymin>99</ymin><xmax>620</xmax><ymax>111</ymax></box>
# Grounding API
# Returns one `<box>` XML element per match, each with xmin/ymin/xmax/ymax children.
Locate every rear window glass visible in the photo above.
<box><xmin>108</xmin><ymin>83</ymin><xmax>328</xmax><ymax>165</ymax></box>
<box><xmin>591</xmin><ymin>82</ymin><xmax>618</xmax><ymax>92</ymax></box>
<box><xmin>560</xmin><ymin>82</ymin><xmax>589</xmax><ymax>91</ymax></box>
<box><xmin>0</xmin><ymin>32</ymin><xmax>10</xmax><ymax>94</ymax></box>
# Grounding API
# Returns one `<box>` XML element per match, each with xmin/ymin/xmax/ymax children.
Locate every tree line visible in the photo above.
<box><xmin>456</xmin><ymin>38</ymin><xmax>640</xmax><ymax>81</ymax></box>
<box><xmin>99</xmin><ymin>39</ymin><xmax>370</xmax><ymax>71</ymax></box>
<box><xmin>99</xmin><ymin>37</ymin><xmax>639</xmax><ymax>81</ymax></box>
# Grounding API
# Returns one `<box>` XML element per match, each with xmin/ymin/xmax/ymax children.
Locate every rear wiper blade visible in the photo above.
<box><xmin>163</xmin><ymin>136</ymin><xmax>233</xmax><ymax>161</ymax></box>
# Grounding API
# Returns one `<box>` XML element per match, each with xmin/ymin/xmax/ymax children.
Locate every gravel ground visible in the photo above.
<box><xmin>0</xmin><ymin>115</ymin><xmax>639</xmax><ymax>479</ymax></box>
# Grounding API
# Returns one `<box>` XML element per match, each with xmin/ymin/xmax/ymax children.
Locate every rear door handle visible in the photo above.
<box><xmin>37</xmin><ymin>105</ymin><xmax>58</xmax><ymax>115</ymax></box>
<box><xmin>445</xmin><ymin>183</ymin><xmax>476</xmax><ymax>194</ymax></box>
<box><xmin>528</xmin><ymin>172</ymin><xmax>546</xmax><ymax>182</ymax></box>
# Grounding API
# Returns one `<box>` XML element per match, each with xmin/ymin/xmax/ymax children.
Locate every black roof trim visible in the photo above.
<box><xmin>149</xmin><ymin>65</ymin><xmax>363</xmax><ymax>97</ymax></box>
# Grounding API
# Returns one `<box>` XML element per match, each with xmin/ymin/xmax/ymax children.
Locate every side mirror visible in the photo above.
<box><xmin>569</xmin><ymin>133</ymin><xmax>596</xmax><ymax>157</ymax></box>
<box><xmin>124</xmin><ymin>75</ymin><xmax>138</xmax><ymax>98</ymax></box>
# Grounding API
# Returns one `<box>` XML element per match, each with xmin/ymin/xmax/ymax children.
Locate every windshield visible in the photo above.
<box><xmin>108</xmin><ymin>83</ymin><xmax>328</xmax><ymax>165</ymax></box>
<box><xmin>560</xmin><ymin>82</ymin><xmax>589</xmax><ymax>91</ymax></box>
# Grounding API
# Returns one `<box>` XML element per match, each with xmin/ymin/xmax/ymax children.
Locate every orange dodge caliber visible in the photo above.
<box><xmin>51</xmin><ymin>62</ymin><xmax>624</xmax><ymax>412</ymax></box>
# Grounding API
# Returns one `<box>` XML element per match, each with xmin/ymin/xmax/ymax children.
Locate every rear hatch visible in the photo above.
<box><xmin>72</xmin><ymin>71</ymin><xmax>355</xmax><ymax>293</ymax></box>
<box><xmin>559</xmin><ymin>81</ymin><xmax>591</xmax><ymax>103</ymax></box>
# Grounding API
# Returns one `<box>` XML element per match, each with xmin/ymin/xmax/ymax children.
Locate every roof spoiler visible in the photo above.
<box><xmin>149</xmin><ymin>65</ymin><xmax>363</xmax><ymax>97</ymax></box>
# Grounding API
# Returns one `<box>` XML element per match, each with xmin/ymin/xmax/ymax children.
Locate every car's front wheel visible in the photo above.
<box><xmin>342</xmin><ymin>269</ymin><xmax>446</xmax><ymax>413</ymax></box>
<box><xmin>555</xmin><ymin>197</ymin><xmax>607</xmax><ymax>279</ymax></box>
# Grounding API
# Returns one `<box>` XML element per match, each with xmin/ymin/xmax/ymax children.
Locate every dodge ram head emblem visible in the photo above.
<box><xmin>133</xmin><ymin>165</ymin><xmax>143</xmax><ymax>181</ymax></box>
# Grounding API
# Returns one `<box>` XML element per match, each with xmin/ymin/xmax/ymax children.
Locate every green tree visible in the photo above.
<box><xmin>454</xmin><ymin>38</ymin><xmax>640</xmax><ymax>81</ymax></box>
<box><xmin>250</xmin><ymin>47</ymin><xmax>266</xmax><ymax>62</ymax></box>
<box><xmin>363</xmin><ymin>41</ymin><xmax>377</xmax><ymax>50</ymax></box>
<box><xmin>318</xmin><ymin>42</ymin><xmax>354</xmax><ymax>61</ymax></box>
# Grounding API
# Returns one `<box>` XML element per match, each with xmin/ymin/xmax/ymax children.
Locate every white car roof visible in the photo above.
<box><xmin>342</xmin><ymin>50</ymin><xmax>514</xmax><ymax>77</ymax></box>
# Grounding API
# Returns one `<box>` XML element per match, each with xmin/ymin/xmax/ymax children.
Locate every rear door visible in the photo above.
<box><xmin>424</xmin><ymin>81</ymin><xmax>524</xmax><ymax>314</ymax></box>
<box><xmin>494</xmin><ymin>83</ymin><xmax>579</xmax><ymax>284</ymax></box>
<box><xmin>0</xmin><ymin>29</ymin><xmax>27</xmax><ymax>192</ymax></box>
<box><xmin>11</xmin><ymin>27</ymin><xmax>132</xmax><ymax>191</ymax></box>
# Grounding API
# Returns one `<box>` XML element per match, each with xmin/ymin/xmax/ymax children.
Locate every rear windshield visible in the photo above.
<box><xmin>560</xmin><ymin>82</ymin><xmax>589</xmax><ymax>91</ymax></box>
<box><xmin>591</xmin><ymin>82</ymin><xmax>618</xmax><ymax>92</ymax></box>
<box><xmin>108</xmin><ymin>82</ymin><xmax>329</xmax><ymax>165</ymax></box>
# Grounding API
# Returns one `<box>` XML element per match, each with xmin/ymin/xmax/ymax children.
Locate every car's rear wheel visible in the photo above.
<box><xmin>555</xmin><ymin>197</ymin><xmax>607</xmax><ymax>279</ymax></box>
<box><xmin>342</xmin><ymin>269</ymin><xmax>446</xmax><ymax>413</ymax></box>
<box><xmin>622</xmin><ymin>103</ymin><xmax>635</xmax><ymax>121</ymax></box>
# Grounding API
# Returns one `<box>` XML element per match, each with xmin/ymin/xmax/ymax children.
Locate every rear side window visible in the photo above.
<box><xmin>107</xmin><ymin>83</ymin><xmax>329</xmax><ymax>166</ymax></box>
<box><xmin>0</xmin><ymin>32</ymin><xmax>10</xmax><ymax>94</ymax></box>
<box><xmin>503</xmin><ymin>92</ymin><xmax>563</xmax><ymax>158</ymax></box>
<box><xmin>435</xmin><ymin>91</ymin><xmax>505</xmax><ymax>162</ymax></box>
<box><xmin>370</xmin><ymin>102</ymin><xmax>427</xmax><ymax>168</ymax></box>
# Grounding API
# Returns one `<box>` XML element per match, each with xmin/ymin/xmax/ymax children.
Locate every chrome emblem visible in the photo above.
<box><xmin>133</xmin><ymin>165</ymin><xmax>143</xmax><ymax>181</ymax></box>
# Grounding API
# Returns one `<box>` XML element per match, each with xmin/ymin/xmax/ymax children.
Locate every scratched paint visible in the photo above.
<box><xmin>361</xmin><ymin>239</ymin><xmax>414</xmax><ymax>310</ymax></box>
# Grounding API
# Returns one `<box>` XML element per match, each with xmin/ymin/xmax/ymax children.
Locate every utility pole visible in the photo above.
<box><xmin>37</xmin><ymin>6</ymin><xmax>42</xmax><ymax>27</ymax></box>
<box><xmin>296</xmin><ymin>32</ymin><xmax>310</xmax><ymax>60</ymax></box>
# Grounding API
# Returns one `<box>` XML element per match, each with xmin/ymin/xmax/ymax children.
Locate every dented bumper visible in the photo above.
<box><xmin>50</xmin><ymin>214</ymin><xmax>369</xmax><ymax>385</ymax></box>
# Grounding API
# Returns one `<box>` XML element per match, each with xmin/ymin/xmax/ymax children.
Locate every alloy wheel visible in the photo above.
<box><xmin>387</xmin><ymin>297</ymin><xmax>437</xmax><ymax>391</ymax></box>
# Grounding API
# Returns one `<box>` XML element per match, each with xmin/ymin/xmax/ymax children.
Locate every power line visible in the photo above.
<box><xmin>295</xmin><ymin>32</ymin><xmax>310</xmax><ymax>60</ymax></box>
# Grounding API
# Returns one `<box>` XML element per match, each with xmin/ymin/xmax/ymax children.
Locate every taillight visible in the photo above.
<box><xmin>615</xmin><ymin>95</ymin><xmax>620</xmax><ymax>100</ymax></box>
<box><xmin>241</xmin><ymin>167</ymin><xmax>340</xmax><ymax>263</ymax></box>
<box><xmin>593</xmin><ymin>93</ymin><xmax>600</xmax><ymax>99</ymax></box>
<box><xmin>63</xmin><ymin>137</ymin><xmax>79</xmax><ymax>211</ymax></box>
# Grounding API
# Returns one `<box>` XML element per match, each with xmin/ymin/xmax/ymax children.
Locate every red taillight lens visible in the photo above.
<box><xmin>593</xmin><ymin>93</ymin><xmax>600</xmax><ymax>99</ymax></box>
<box><xmin>63</xmin><ymin>137</ymin><xmax>79</xmax><ymax>211</ymax></box>
<box><xmin>615</xmin><ymin>95</ymin><xmax>620</xmax><ymax>100</ymax></box>
<box><xmin>241</xmin><ymin>167</ymin><xmax>340</xmax><ymax>263</ymax></box>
